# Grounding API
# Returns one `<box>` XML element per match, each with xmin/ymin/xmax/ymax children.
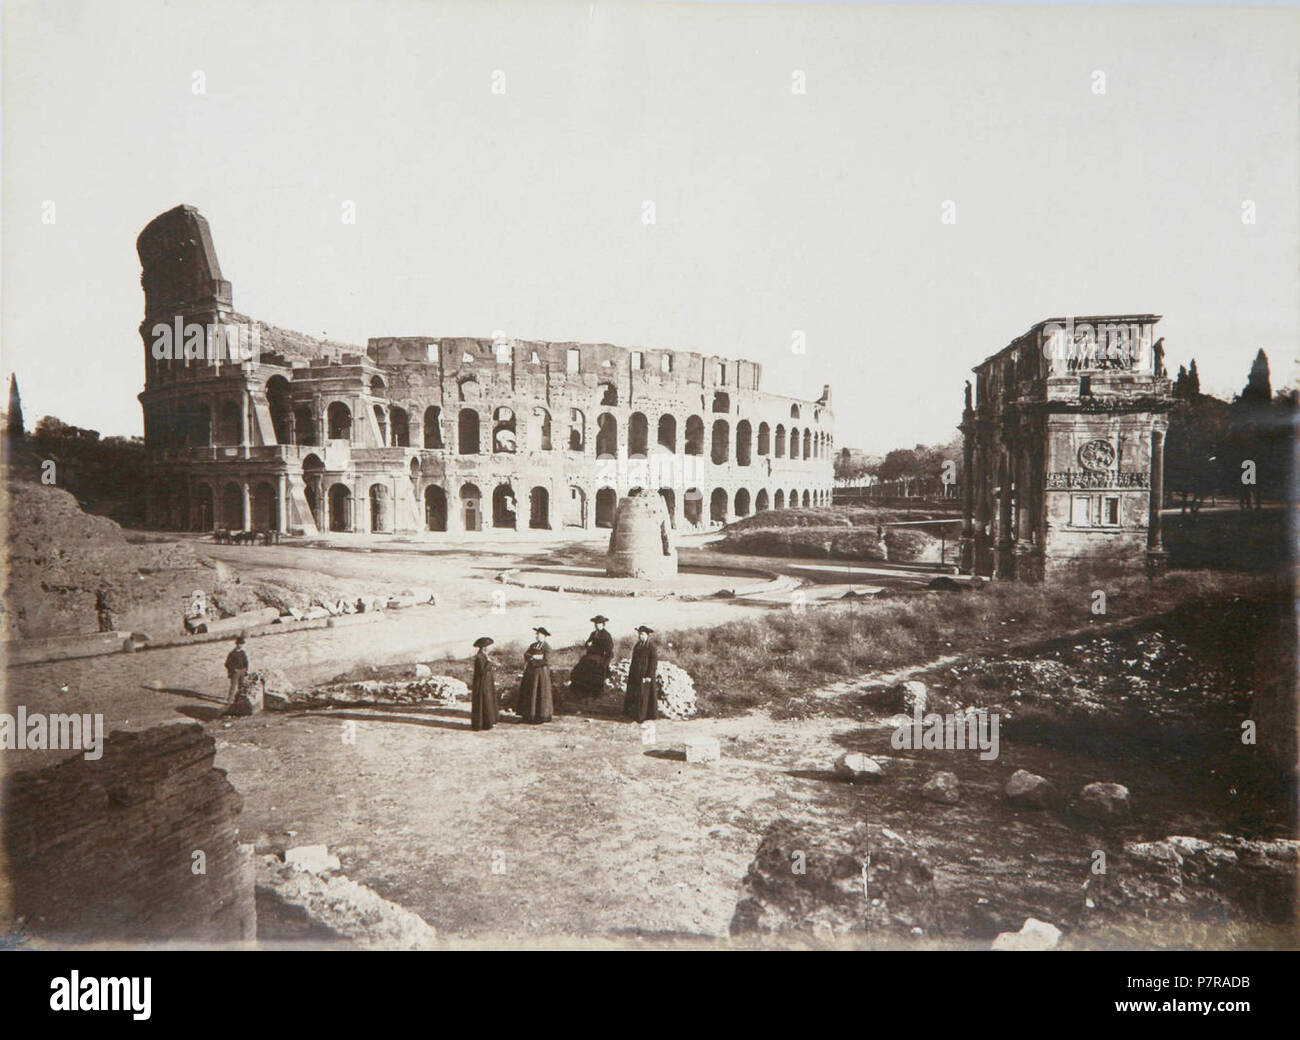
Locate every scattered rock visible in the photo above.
<box><xmin>284</xmin><ymin>844</ymin><xmax>340</xmax><ymax>873</ymax></box>
<box><xmin>1004</xmin><ymin>769</ymin><xmax>1054</xmax><ymax>809</ymax></box>
<box><xmin>605</xmin><ymin>659</ymin><xmax>697</xmax><ymax>719</ymax></box>
<box><xmin>684</xmin><ymin>736</ymin><xmax>721</xmax><ymax>764</ymax></box>
<box><xmin>256</xmin><ymin>854</ymin><xmax>436</xmax><ymax>950</ymax></box>
<box><xmin>1077</xmin><ymin>782</ymin><xmax>1131</xmax><ymax>820</ymax></box>
<box><xmin>992</xmin><ymin>917</ymin><xmax>1062</xmax><ymax>950</ymax></box>
<box><xmin>834</xmin><ymin>752</ymin><xmax>884</xmax><ymax>783</ymax></box>
<box><xmin>413</xmin><ymin>663</ymin><xmax>433</xmax><ymax>679</ymax></box>
<box><xmin>899</xmin><ymin>680</ymin><xmax>928</xmax><ymax>714</ymax></box>
<box><xmin>920</xmin><ymin>771</ymin><xmax>960</xmax><ymax>804</ymax></box>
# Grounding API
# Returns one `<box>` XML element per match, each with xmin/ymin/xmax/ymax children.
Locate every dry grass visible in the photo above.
<box><xmin>659</xmin><ymin>569</ymin><xmax>1280</xmax><ymax>716</ymax></box>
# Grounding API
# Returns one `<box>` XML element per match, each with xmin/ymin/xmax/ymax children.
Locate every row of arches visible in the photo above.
<box><xmin>303</xmin><ymin>401</ymin><xmax>833</xmax><ymax>466</ymax></box>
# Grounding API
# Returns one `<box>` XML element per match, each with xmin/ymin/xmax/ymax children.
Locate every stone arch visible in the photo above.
<box><xmin>328</xmin><ymin>483</ymin><xmax>352</xmax><ymax>532</ymax></box>
<box><xmin>757</xmin><ymin>422</ymin><xmax>770</xmax><ymax>456</ymax></box>
<box><xmin>710</xmin><ymin>488</ymin><xmax>728</xmax><ymax>523</ymax></box>
<box><xmin>711</xmin><ymin>419</ymin><xmax>730</xmax><ymax>465</ymax></box>
<box><xmin>370</xmin><ymin>374</ymin><xmax>387</xmax><ymax>397</ymax></box>
<box><xmin>803</xmin><ymin>429</ymin><xmax>811</xmax><ymax>458</ymax></box>
<box><xmin>423</xmin><ymin>406</ymin><xmax>443</xmax><ymax>448</ymax></box>
<box><xmin>790</xmin><ymin>403</ymin><xmax>801</xmax><ymax>419</ymax></box>
<box><xmin>756</xmin><ymin>488</ymin><xmax>770</xmax><ymax>512</ymax></box>
<box><xmin>529</xmin><ymin>487</ymin><xmax>550</xmax><ymax>529</ymax></box>
<box><xmin>458</xmin><ymin>408</ymin><xmax>481</xmax><ymax>454</ymax></box>
<box><xmin>596</xmin><ymin>413</ymin><xmax>618</xmax><ymax>457</ymax></box>
<box><xmin>373</xmin><ymin>405</ymin><xmax>388</xmax><ymax>446</ymax></box>
<box><xmin>736</xmin><ymin>420</ymin><xmax>752</xmax><ymax>466</ymax></box>
<box><xmin>390</xmin><ymin>406</ymin><xmax>410</xmax><ymax>447</ymax></box>
<box><xmin>531</xmin><ymin>407</ymin><xmax>552</xmax><ymax>451</ymax></box>
<box><xmin>775</xmin><ymin>424</ymin><xmax>786</xmax><ymax>458</ymax></box>
<box><xmin>425</xmin><ymin>485</ymin><xmax>447</xmax><ymax>531</ymax></box>
<box><xmin>774</xmin><ymin>489</ymin><xmax>785</xmax><ymax>510</ymax></box>
<box><xmin>657</xmin><ymin>414</ymin><xmax>677</xmax><ymax>453</ymax></box>
<box><xmin>220</xmin><ymin>481</ymin><xmax>242</xmax><ymax>529</ymax></box>
<box><xmin>303</xmin><ymin>454</ymin><xmax>325</xmax><ymax>529</ymax></box>
<box><xmin>788</xmin><ymin>488</ymin><xmax>798</xmax><ymax>508</ymax></box>
<box><xmin>595</xmin><ymin>487</ymin><xmax>617</xmax><ymax>528</ymax></box>
<box><xmin>791</xmin><ymin>427</ymin><xmax>802</xmax><ymax>459</ymax></box>
<box><xmin>192</xmin><ymin>482</ymin><xmax>214</xmax><ymax>530</ymax></box>
<box><xmin>294</xmin><ymin>404</ymin><xmax>316</xmax><ymax>445</ymax></box>
<box><xmin>629</xmin><ymin>412</ymin><xmax>649</xmax><ymax>456</ymax></box>
<box><xmin>252</xmin><ymin>482</ymin><xmax>278</xmax><ymax>531</ymax></box>
<box><xmin>457</xmin><ymin>376</ymin><xmax>480</xmax><ymax>402</ymax></box>
<box><xmin>327</xmin><ymin>401</ymin><xmax>352</xmax><ymax>440</ymax></box>
<box><xmin>685</xmin><ymin>416</ymin><xmax>704</xmax><ymax>456</ymax></box>
<box><xmin>492</xmin><ymin>484</ymin><xmax>517</xmax><ymax>529</ymax></box>
<box><xmin>266</xmin><ymin>375</ymin><xmax>292</xmax><ymax>445</ymax></box>
<box><xmin>735</xmin><ymin>488</ymin><xmax>751</xmax><ymax>516</ymax></box>
<box><xmin>493</xmin><ymin>406</ymin><xmax>516</xmax><ymax>453</ymax></box>
<box><xmin>802</xmin><ymin>490</ymin><xmax>811</xmax><ymax>507</ymax></box>
<box><xmin>569</xmin><ymin>408</ymin><xmax>585</xmax><ymax>451</ymax></box>
<box><xmin>460</xmin><ymin>482</ymin><xmax>482</xmax><ymax>531</ymax></box>
<box><xmin>565</xmin><ymin>485</ymin><xmax>587</xmax><ymax>528</ymax></box>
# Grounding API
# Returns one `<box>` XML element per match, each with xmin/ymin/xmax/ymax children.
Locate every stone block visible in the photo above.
<box><xmin>684</xmin><ymin>736</ymin><xmax>721</xmax><ymax>764</ymax></box>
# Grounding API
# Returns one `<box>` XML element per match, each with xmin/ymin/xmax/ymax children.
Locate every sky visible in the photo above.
<box><xmin>3</xmin><ymin>0</ymin><xmax>1297</xmax><ymax>454</ymax></box>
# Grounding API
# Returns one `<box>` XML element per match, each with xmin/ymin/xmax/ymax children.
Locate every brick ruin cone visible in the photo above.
<box><xmin>606</xmin><ymin>490</ymin><xmax>677</xmax><ymax>580</ymax></box>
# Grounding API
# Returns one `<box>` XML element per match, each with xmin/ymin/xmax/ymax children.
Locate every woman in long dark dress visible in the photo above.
<box><xmin>516</xmin><ymin>627</ymin><xmax>555</xmax><ymax>723</ymax></box>
<box><xmin>569</xmin><ymin>614</ymin><xmax>614</xmax><ymax>701</ymax></box>
<box><xmin>625</xmin><ymin>625</ymin><xmax>659</xmax><ymax>723</ymax></box>
<box><xmin>470</xmin><ymin>636</ymin><xmax>498</xmax><ymax>731</ymax></box>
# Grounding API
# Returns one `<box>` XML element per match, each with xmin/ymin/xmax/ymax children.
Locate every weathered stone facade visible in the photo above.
<box><xmin>960</xmin><ymin>315</ymin><xmax>1174</xmax><ymax>580</ymax></box>
<box><xmin>136</xmin><ymin>206</ymin><xmax>836</xmax><ymax>536</ymax></box>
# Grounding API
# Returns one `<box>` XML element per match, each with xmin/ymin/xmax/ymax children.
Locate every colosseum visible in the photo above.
<box><xmin>136</xmin><ymin>205</ymin><xmax>836</xmax><ymax>536</ymax></box>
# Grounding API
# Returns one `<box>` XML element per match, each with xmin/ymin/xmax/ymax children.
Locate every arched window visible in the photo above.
<box><xmin>493</xmin><ymin>406</ymin><xmax>516</xmax><ymax>453</ymax></box>
<box><xmin>789</xmin><ymin>426</ymin><xmax>800</xmax><ymax>459</ymax></box>
<box><xmin>492</xmin><ymin>484</ymin><xmax>517</xmax><ymax>529</ymax></box>
<box><xmin>266</xmin><ymin>375</ymin><xmax>292</xmax><ymax>445</ymax></box>
<box><xmin>595</xmin><ymin>487</ymin><xmax>617</xmax><ymax>528</ymax></box>
<box><xmin>685</xmin><ymin>416</ymin><xmax>704</xmax><ymax>456</ymax></box>
<box><xmin>328</xmin><ymin>483</ymin><xmax>352</xmax><ymax>531</ymax></box>
<box><xmin>327</xmin><ymin>402</ymin><xmax>351</xmax><ymax>441</ymax></box>
<box><xmin>390</xmin><ymin>406</ymin><xmax>410</xmax><ymax>447</ymax></box>
<box><xmin>710</xmin><ymin>488</ymin><xmax>728</xmax><ymax>522</ymax></box>
<box><xmin>532</xmin><ymin>407</ymin><xmax>552</xmax><ymax>451</ymax></box>
<box><xmin>657</xmin><ymin>414</ymin><xmax>677</xmax><ymax>453</ymax></box>
<box><xmin>711</xmin><ymin>420</ymin><xmax>729</xmax><ymax>465</ymax></box>
<box><xmin>775</xmin><ymin>424</ymin><xmax>786</xmax><ymax>458</ymax></box>
<box><xmin>373</xmin><ymin>405</ymin><xmax>388</xmax><ymax>446</ymax></box>
<box><xmin>736</xmin><ymin>420</ymin><xmax>752</xmax><ymax>466</ymax></box>
<box><xmin>425</xmin><ymin>486</ymin><xmax>447</xmax><ymax>531</ymax></box>
<box><xmin>774</xmin><ymin>489</ymin><xmax>785</xmax><ymax>510</ymax></box>
<box><xmin>529</xmin><ymin>487</ymin><xmax>550</xmax><ymax>529</ymax></box>
<box><xmin>803</xmin><ymin>429</ymin><xmax>811</xmax><ymax>459</ymax></box>
<box><xmin>757</xmin><ymin>422</ymin><xmax>770</xmax><ymax>456</ymax></box>
<box><xmin>458</xmin><ymin>409</ymin><xmax>481</xmax><ymax>454</ymax></box>
<box><xmin>684</xmin><ymin>488</ymin><xmax>703</xmax><ymax>525</ymax></box>
<box><xmin>735</xmin><ymin>488</ymin><xmax>751</xmax><ymax>517</ymax></box>
<box><xmin>423</xmin><ymin>406</ymin><xmax>443</xmax><ymax>448</ymax></box>
<box><xmin>756</xmin><ymin>489</ymin><xmax>770</xmax><ymax>512</ymax></box>
<box><xmin>629</xmin><ymin>412</ymin><xmax>648</xmax><ymax>456</ymax></box>
<box><xmin>294</xmin><ymin>404</ymin><xmax>316</xmax><ymax>446</ymax></box>
<box><xmin>569</xmin><ymin>408</ymin><xmax>586</xmax><ymax>452</ymax></box>
<box><xmin>596</xmin><ymin>413</ymin><xmax>618</xmax><ymax>457</ymax></box>
<box><xmin>790</xmin><ymin>403</ymin><xmax>801</xmax><ymax>419</ymax></box>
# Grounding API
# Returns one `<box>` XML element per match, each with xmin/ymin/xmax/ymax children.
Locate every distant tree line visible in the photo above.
<box><xmin>1165</xmin><ymin>350</ymin><xmax>1298</xmax><ymax>515</ymax></box>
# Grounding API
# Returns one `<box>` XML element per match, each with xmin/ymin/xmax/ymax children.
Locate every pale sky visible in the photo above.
<box><xmin>3</xmin><ymin>0</ymin><xmax>1297</xmax><ymax>453</ymax></box>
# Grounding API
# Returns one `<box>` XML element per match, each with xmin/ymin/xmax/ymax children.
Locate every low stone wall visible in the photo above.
<box><xmin>1</xmin><ymin>723</ymin><xmax>255</xmax><ymax>945</ymax></box>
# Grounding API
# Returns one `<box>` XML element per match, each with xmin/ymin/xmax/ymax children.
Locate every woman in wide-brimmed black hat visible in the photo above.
<box><xmin>516</xmin><ymin>627</ymin><xmax>555</xmax><ymax>723</ymax></box>
<box><xmin>568</xmin><ymin>614</ymin><xmax>614</xmax><ymax>702</ymax></box>
<box><xmin>470</xmin><ymin>636</ymin><xmax>498</xmax><ymax>731</ymax></box>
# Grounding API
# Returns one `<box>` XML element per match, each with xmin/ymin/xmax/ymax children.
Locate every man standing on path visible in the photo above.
<box><xmin>222</xmin><ymin>634</ymin><xmax>249</xmax><ymax>715</ymax></box>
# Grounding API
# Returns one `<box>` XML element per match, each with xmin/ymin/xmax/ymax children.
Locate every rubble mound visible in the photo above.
<box><xmin>731</xmin><ymin>819</ymin><xmax>941</xmax><ymax>943</ymax></box>
<box><xmin>267</xmin><ymin>675</ymin><xmax>469</xmax><ymax>711</ymax></box>
<box><xmin>605</xmin><ymin>658</ymin><xmax>698</xmax><ymax>719</ymax></box>
<box><xmin>255</xmin><ymin>853</ymin><xmax>437</xmax><ymax>950</ymax></box>
<box><xmin>3</xmin><ymin>480</ymin><xmax>206</xmax><ymax>640</ymax></box>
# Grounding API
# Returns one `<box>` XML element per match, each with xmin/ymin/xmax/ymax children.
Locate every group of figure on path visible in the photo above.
<box><xmin>469</xmin><ymin>615</ymin><xmax>660</xmax><ymax>731</ymax></box>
